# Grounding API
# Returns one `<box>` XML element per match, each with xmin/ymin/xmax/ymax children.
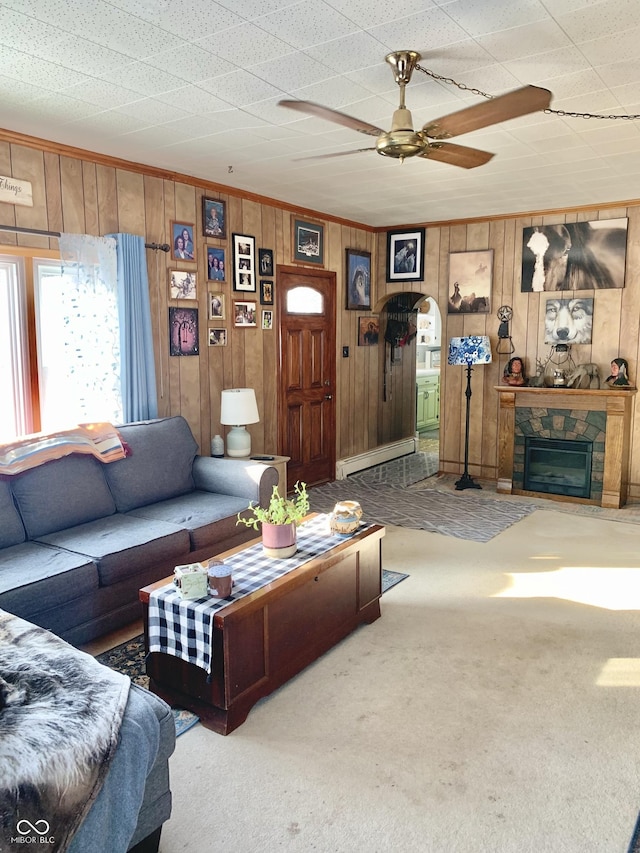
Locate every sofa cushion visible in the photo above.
<box><xmin>104</xmin><ymin>416</ymin><xmax>197</xmax><ymax>512</ymax></box>
<box><xmin>127</xmin><ymin>490</ymin><xmax>252</xmax><ymax>551</ymax></box>
<box><xmin>11</xmin><ymin>455</ymin><xmax>116</xmax><ymax>538</ymax></box>
<box><xmin>36</xmin><ymin>514</ymin><xmax>191</xmax><ymax>587</ymax></box>
<box><xmin>0</xmin><ymin>541</ymin><xmax>98</xmax><ymax>619</ymax></box>
<box><xmin>0</xmin><ymin>478</ymin><xmax>26</xmax><ymax>547</ymax></box>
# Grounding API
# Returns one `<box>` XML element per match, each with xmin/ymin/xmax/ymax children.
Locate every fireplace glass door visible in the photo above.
<box><xmin>524</xmin><ymin>437</ymin><xmax>592</xmax><ymax>498</ymax></box>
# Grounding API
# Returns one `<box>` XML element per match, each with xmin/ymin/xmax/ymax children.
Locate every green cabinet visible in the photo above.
<box><xmin>416</xmin><ymin>375</ymin><xmax>440</xmax><ymax>432</ymax></box>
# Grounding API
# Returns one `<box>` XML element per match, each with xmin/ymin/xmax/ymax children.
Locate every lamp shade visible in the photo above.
<box><xmin>220</xmin><ymin>388</ymin><xmax>260</xmax><ymax>457</ymax></box>
<box><xmin>220</xmin><ymin>388</ymin><xmax>259</xmax><ymax>426</ymax></box>
<box><xmin>448</xmin><ymin>335</ymin><xmax>492</xmax><ymax>366</ymax></box>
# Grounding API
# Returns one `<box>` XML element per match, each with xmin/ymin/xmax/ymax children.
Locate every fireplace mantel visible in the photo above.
<box><xmin>495</xmin><ymin>385</ymin><xmax>636</xmax><ymax>508</ymax></box>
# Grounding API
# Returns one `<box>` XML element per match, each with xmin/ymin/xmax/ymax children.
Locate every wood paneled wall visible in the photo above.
<box><xmin>0</xmin><ymin>138</ymin><xmax>378</xmax><ymax>462</ymax></box>
<box><xmin>374</xmin><ymin>205</ymin><xmax>640</xmax><ymax>500</ymax></box>
<box><xmin>2</xmin><ymin>134</ymin><xmax>639</xmax><ymax>498</ymax></box>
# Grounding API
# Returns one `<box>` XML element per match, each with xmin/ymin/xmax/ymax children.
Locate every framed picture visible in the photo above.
<box><xmin>292</xmin><ymin>218</ymin><xmax>324</xmax><ymax>266</ymax></box>
<box><xmin>358</xmin><ymin>316</ymin><xmax>379</xmax><ymax>346</ymax></box>
<box><xmin>206</xmin><ymin>247</ymin><xmax>225</xmax><ymax>281</ymax></box>
<box><xmin>233</xmin><ymin>300</ymin><xmax>257</xmax><ymax>327</ymax></box>
<box><xmin>259</xmin><ymin>248</ymin><xmax>274</xmax><ymax>276</ymax></box>
<box><xmin>386</xmin><ymin>228</ymin><xmax>425</xmax><ymax>282</ymax></box>
<box><xmin>262</xmin><ymin>309</ymin><xmax>273</xmax><ymax>330</ymax></box>
<box><xmin>208</xmin><ymin>328</ymin><xmax>227</xmax><ymax>346</ymax></box>
<box><xmin>346</xmin><ymin>249</ymin><xmax>371</xmax><ymax>310</ymax></box>
<box><xmin>169</xmin><ymin>269</ymin><xmax>197</xmax><ymax>300</ymax></box>
<box><xmin>447</xmin><ymin>249</ymin><xmax>492</xmax><ymax>314</ymax></box>
<box><xmin>521</xmin><ymin>218</ymin><xmax>628</xmax><ymax>292</ymax></box>
<box><xmin>260</xmin><ymin>280</ymin><xmax>274</xmax><ymax>305</ymax></box>
<box><xmin>169</xmin><ymin>307</ymin><xmax>199</xmax><ymax>356</ymax></box>
<box><xmin>208</xmin><ymin>292</ymin><xmax>225</xmax><ymax>320</ymax></box>
<box><xmin>544</xmin><ymin>297</ymin><xmax>593</xmax><ymax>345</ymax></box>
<box><xmin>171</xmin><ymin>221</ymin><xmax>195</xmax><ymax>262</ymax></box>
<box><xmin>202</xmin><ymin>197</ymin><xmax>226</xmax><ymax>239</ymax></box>
<box><xmin>232</xmin><ymin>233</ymin><xmax>256</xmax><ymax>292</ymax></box>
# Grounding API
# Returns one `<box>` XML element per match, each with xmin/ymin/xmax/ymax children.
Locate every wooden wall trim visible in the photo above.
<box><xmin>0</xmin><ymin>126</ymin><xmax>375</xmax><ymax>234</ymax></box>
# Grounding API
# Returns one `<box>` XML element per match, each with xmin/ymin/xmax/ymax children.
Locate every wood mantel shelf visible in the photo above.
<box><xmin>495</xmin><ymin>385</ymin><xmax>636</xmax><ymax>508</ymax></box>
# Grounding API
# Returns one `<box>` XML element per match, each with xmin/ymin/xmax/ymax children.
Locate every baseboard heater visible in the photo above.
<box><xmin>336</xmin><ymin>438</ymin><xmax>418</xmax><ymax>480</ymax></box>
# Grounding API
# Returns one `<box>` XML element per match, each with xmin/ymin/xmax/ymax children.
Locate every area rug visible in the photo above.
<box><xmin>96</xmin><ymin>638</ymin><xmax>199</xmax><ymax>737</ymax></box>
<box><xmin>308</xmin><ymin>480</ymin><xmax>536</xmax><ymax>543</ymax></box>
<box><xmin>382</xmin><ymin>569</ymin><xmax>409</xmax><ymax>593</ymax></box>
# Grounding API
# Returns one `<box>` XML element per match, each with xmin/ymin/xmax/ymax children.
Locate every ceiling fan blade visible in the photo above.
<box><xmin>294</xmin><ymin>148</ymin><xmax>376</xmax><ymax>162</ymax></box>
<box><xmin>279</xmin><ymin>100</ymin><xmax>384</xmax><ymax>138</ymax></box>
<box><xmin>419</xmin><ymin>141</ymin><xmax>494</xmax><ymax>169</ymax></box>
<box><xmin>422</xmin><ymin>85</ymin><xmax>552</xmax><ymax>140</ymax></box>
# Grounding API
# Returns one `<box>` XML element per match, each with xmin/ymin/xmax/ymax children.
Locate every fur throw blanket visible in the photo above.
<box><xmin>0</xmin><ymin>611</ymin><xmax>130</xmax><ymax>852</ymax></box>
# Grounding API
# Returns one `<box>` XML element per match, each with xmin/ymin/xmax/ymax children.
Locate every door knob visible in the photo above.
<box><xmin>325</xmin><ymin>394</ymin><xmax>333</xmax><ymax>400</ymax></box>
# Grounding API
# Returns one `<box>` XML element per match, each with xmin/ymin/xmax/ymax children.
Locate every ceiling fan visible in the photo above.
<box><xmin>279</xmin><ymin>50</ymin><xmax>552</xmax><ymax>168</ymax></box>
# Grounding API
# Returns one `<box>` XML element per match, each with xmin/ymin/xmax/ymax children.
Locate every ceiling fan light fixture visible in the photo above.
<box><xmin>376</xmin><ymin>131</ymin><xmax>425</xmax><ymax>159</ymax></box>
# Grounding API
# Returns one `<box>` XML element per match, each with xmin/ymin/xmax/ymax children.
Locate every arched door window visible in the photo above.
<box><xmin>286</xmin><ymin>286</ymin><xmax>323</xmax><ymax>314</ymax></box>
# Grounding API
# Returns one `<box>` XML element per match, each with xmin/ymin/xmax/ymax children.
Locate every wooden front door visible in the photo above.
<box><xmin>277</xmin><ymin>266</ymin><xmax>336</xmax><ymax>490</ymax></box>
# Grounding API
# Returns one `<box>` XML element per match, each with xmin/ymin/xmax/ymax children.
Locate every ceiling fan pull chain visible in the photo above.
<box><xmin>416</xmin><ymin>65</ymin><xmax>493</xmax><ymax>100</ymax></box>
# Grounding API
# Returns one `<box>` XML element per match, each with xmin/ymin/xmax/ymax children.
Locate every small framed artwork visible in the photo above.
<box><xmin>169</xmin><ymin>269</ymin><xmax>197</xmax><ymax>300</ymax></box>
<box><xmin>544</xmin><ymin>297</ymin><xmax>593</xmax><ymax>344</ymax></box>
<box><xmin>233</xmin><ymin>300</ymin><xmax>257</xmax><ymax>327</ymax></box>
<box><xmin>260</xmin><ymin>280</ymin><xmax>274</xmax><ymax>305</ymax></box>
<box><xmin>292</xmin><ymin>218</ymin><xmax>324</xmax><ymax>266</ymax></box>
<box><xmin>358</xmin><ymin>316</ymin><xmax>379</xmax><ymax>346</ymax></box>
<box><xmin>207</xmin><ymin>247</ymin><xmax>225</xmax><ymax>281</ymax></box>
<box><xmin>202</xmin><ymin>197</ymin><xmax>226</xmax><ymax>238</ymax></box>
<box><xmin>232</xmin><ymin>233</ymin><xmax>256</xmax><ymax>292</ymax></box>
<box><xmin>259</xmin><ymin>248</ymin><xmax>274</xmax><ymax>276</ymax></box>
<box><xmin>447</xmin><ymin>249</ymin><xmax>492</xmax><ymax>314</ymax></box>
<box><xmin>169</xmin><ymin>307</ymin><xmax>199</xmax><ymax>356</ymax></box>
<box><xmin>346</xmin><ymin>249</ymin><xmax>371</xmax><ymax>310</ymax></box>
<box><xmin>208</xmin><ymin>328</ymin><xmax>227</xmax><ymax>346</ymax></box>
<box><xmin>262</xmin><ymin>310</ymin><xmax>273</xmax><ymax>330</ymax></box>
<box><xmin>171</xmin><ymin>221</ymin><xmax>196</xmax><ymax>261</ymax></box>
<box><xmin>386</xmin><ymin>228</ymin><xmax>425</xmax><ymax>282</ymax></box>
<box><xmin>208</xmin><ymin>292</ymin><xmax>225</xmax><ymax>320</ymax></box>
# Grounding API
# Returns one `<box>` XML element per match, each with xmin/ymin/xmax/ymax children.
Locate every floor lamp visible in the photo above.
<box><xmin>447</xmin><ymin>335</ymin><xmax>492</xmax><ymax>491</ymax></box>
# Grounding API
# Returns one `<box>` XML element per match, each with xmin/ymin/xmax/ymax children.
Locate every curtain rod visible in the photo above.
<box><xmin>0</xmin><ymin>223</ymin><xmax>170</xmax><ymax>252</ymax></box>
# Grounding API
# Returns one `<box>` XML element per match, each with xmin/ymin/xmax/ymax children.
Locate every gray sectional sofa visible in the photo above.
<box><xmin>0</xmin><ymin>416</ymin><xmax>278</xmax><ymax>645</ymax></box>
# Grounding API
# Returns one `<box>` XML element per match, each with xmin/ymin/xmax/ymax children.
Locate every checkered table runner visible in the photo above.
<box><xmin>147</xmin><ymin>514</ymin><xmax>372</xmax><ymax>674</ymax></box>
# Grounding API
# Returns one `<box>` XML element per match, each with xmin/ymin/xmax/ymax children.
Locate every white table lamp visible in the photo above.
<box><xmin>220</xmin><ymin>388</ymin><xmax>260</xmax><ymax>457</ymax></box>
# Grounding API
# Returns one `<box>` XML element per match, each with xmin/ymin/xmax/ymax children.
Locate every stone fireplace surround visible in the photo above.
<box><xmin>496</xmin><ymin>386</ymin><xmax>636</xmax><ymax>508</ymax></box>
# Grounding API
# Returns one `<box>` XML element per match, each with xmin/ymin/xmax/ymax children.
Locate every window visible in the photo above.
<box><xmin>1</xmin><ymin>249</ymin><xmax>122</xmax><ymax>442</ymax></box>
<box><xmin>286</xmin><ymin>286</ymin><xmax>323</xmax><ymax>314</ymax></box>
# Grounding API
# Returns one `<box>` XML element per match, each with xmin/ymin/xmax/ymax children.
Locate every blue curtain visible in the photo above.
<box><xmin>107</xmin><ymin>233</ymin><xmax>158</xmax><ymax>422</ymax></box>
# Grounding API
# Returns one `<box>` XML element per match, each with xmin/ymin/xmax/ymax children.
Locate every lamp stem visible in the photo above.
<box><xmin>455</xmin><ymin>363</ymin><xmax>482</xmax><ymax>491</ymax></box>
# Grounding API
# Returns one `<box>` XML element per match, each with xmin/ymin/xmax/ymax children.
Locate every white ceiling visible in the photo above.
<box><xmin>1</xmin><ymin>0</ymin><xmax>640</xmax><ymax>227</ymax></box>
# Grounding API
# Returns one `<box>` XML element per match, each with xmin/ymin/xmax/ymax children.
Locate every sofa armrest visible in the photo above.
<box><xmin>192</xmin><ymin>456</ymin><xmax>278</xmax><ymax>507</ymax></box>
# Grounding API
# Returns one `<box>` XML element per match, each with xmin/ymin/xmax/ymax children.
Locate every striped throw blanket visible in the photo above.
<box><xmin>0</xmin><ymin>422</ymin><xmax>128</xmax><ymax>476</ymax></box>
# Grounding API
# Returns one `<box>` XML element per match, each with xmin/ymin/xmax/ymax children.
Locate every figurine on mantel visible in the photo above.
<box><xmin>605</xmin><ymin>357</ymin><xmax>632</xmax><ymax>388</ymax></box>
<box><xmin>502</xmin><ymin>356</ymin><xmax>526</xmax><ymax>386</ymax></box>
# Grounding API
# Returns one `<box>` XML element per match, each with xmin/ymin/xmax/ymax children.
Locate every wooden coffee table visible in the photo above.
<box><xmin>139</xmin><ymin>521</ymin><xmax>385</xmax><ymax>735</ymax></box>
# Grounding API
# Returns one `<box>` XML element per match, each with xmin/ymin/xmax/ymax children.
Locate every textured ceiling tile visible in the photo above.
<box><xmin>195</xmin><ymin>23</ymin><xmax>293</xmax><ymax>65</ymax></box>
<box><xmin>477</xmin><ymin>20</ymin><xmax>572</xmax><ymax>62</ymax></box>
<box><xmin>199</xmin><ymin>69</ymin><xmax>284</xmax><ymax>106</ymax></box>
<box><xmin>367</xmin><ymin>7</ymin><xmax>469</xmax><ymax>51</ymax></box>
<box><xmin>114</xmin><ymin>98</ymin><xmax>193</xmax><ymax>125</ymax></box>
<box><xmin>61</xmin><ymin>79</ymin><xmax>144</xmax><ymax>110</ymax></box>
<box><xmin>258</xmin><ymin>1</ymin><xmax>360</xmax><ymax>50</ymax></box>
<box><xmin>291</xmin><ymin>75</ymin><xmax>380</xmax><ymax>110</ymax></box>
<box><xmin>251</xmin><ymin>51</ymin><xmax>335</xmax><ymax>90</ymax></box>
<box><xmin>578</xmin><ymin>26</ymin><xmax>640</xmax><ymax>66</ymax></box>
<box><xmin>1</xmin><ymin>52</ymin><xmax>90</xmax><ymax>90</ymax></box>
<box><xmin>154</xmin><ymin>86</ymin><xmax>231</xmax><ymax>113</ymax></box>
<box><xmin>441</xmin><ymin>0</ymin><xmax>548</xmax><ymax>37</ymax></box>
<box><xmin>502</xmin><ymin>46</ymin><xmax>592</xmax><ymax>85</ymax></box>
<box><xmin>145</xmin><ymin>48</ymin><xmax>238</xmax><ymax>85</ymax></box>
<box><xmin>102</xmin><ymin>62</ymin><xmax>189</xmax><ymax>98</ymax></box>
<box><xmin>556</xmin><ymin>0</ymin><xmax>640</xmax><ymax>42</ymax></box>
<box><xmin>304</xmin><ymin>31</ymin><xmax>391</xmax><ymax>75</ymax></box>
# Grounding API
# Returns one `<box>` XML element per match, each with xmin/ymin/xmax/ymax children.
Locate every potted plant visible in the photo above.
<box><xmin>237</xmin><ymin>481</ymin><xmax>309</xmax><ymax>558</ymax></box>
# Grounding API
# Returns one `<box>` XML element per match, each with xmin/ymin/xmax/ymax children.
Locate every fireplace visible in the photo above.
<box><xmin>495</xmin><ymin>386</ymin><xmax>635</xmax><ymax>508</ymax></box>
<box><xmin>524</xmin><ymin>437</ymin><xmax>592</xmax><ymax>499</ymax></box>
